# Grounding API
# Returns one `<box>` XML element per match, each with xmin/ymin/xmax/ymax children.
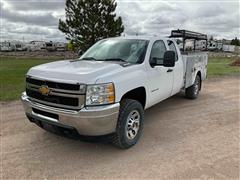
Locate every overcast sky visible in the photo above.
<box><xmin>0</xmin><ymin>0</ymin><xmax>239</xmax><ymax>42</ymax></box>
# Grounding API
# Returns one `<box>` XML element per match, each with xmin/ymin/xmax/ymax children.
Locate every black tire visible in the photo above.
<box><xmin>111</xmin><ymin>99</ymin><xmax>144</xmax><ymax>149</ymax></box>
<box><xmin>185</xmin><ymin>75</ymin><xmax>201</xmax><ymax>99</ymax></box>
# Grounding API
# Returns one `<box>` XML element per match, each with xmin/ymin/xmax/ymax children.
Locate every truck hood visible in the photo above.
<box><xmin>27</xmin><ymin>60</ymin><xmax>124</xmax><ymax>84</ymax></box>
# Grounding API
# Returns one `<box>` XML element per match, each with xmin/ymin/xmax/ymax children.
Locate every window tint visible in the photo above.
<box><xmin>150</xmin><ymin>40</ymin><xmax>167</xmax><ymax>66</ymax></box>
<box><xmin>167</xmin><ymin>40</ymin><xmax>178</xmax><ymax>61</ymax></box>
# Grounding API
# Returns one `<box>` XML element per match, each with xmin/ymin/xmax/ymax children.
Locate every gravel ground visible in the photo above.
<box><xmin>1</xmin><ymin>76</ymin><xmax>239</xmax><ymax>179</ymax></box>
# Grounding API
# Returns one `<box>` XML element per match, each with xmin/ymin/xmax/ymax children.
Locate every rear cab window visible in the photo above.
<box><xmin>167</xmin><ymin>40</ymin><xmax>178</xmax><ymax>61</ymax></box>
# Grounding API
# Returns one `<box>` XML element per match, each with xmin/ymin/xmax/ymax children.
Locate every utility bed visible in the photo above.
<box><xmin>182</xmin><ymin>52</ymin><xmax>208</xmax><ymax>88</ymax></box>
<box><xmin>170</xmin><ymin>29</ymin><xmax>208</xmax><ymax>88</ymax></box>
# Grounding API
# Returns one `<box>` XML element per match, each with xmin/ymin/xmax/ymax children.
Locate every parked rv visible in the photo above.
<box><xmin>196</xmin><ymin>40</ymin><xmax>207</xmax><ymax>50</ymax></box>
<box><xmin>46</xmin><ymin>41</ymin><xmax>56</xmax><ymax>51</ymax></box>
<box><xmin>222</xmin><ymin>45</ymin><xmax>235</xmax><ymax>53</ymax></box>
<box><xmin>0</xmin><ymin>41</ymin><xmax>15</xmax><ymax>51</ymax></box>
<box><xmin>216</xmin><ymin>42</ymin><xmax>223</xmax><ymax>51</ymax></box>
<box><xmin>177</xmin><ymin>41</ymin><xmax>194</xmax><ymax>51</ymax></box>
<box><xmin>177</xmin><ymin>40</ymin><xmax>206</xmax><ymax>51</ymax></box>
<box><xmin>56</xmin><ymin>42</ymin><xmax>67</xmax><ymax>51</ymax></box>
<box><xmin>207</xmin><ymin>41</ymin><xmax>217</xmax><ymax>51</ymax></box>
<box><xmin>26</xmin><ymin>41</ymin><xmax>46</xmax><ymax>51</ymax></box>
<box><xmin>13</xmin><ymin>41</ymin><xmax>27</xmax><ymax>51</ymax></box>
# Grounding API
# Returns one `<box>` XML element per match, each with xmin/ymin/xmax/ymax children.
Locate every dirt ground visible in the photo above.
<box><xmin>1</xmin><ymin>76</ymin><xmax>239</xmax><ymax>179</ymax></box>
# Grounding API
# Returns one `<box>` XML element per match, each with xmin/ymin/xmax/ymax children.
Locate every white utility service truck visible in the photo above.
<box><xmin>21</xmin><ymin>30</ymin><xmax>208</xmax><ymax>149</ymax></box>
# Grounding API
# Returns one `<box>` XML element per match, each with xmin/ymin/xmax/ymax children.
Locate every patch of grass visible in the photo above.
<box><xmin>207</xmin><ymin>57</ymin><xmax>240</xmax><ymax>77</ymax></box>
<box><xmin>0</xmin><ymin>57</ymin><xmax>60</xmax><ymax>101</ymax></box>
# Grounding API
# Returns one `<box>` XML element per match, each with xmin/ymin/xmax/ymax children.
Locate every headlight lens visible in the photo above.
<box><xmin>86</xmin><ymin>83</ymin><xmax>115</xmax><ymax>106</ymax></box>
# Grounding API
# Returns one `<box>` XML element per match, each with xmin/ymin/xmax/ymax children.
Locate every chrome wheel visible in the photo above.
<box><xmin>125</xmin><ymin>110</ymin><xmax>140</xmax><ymax>140</ymax></box>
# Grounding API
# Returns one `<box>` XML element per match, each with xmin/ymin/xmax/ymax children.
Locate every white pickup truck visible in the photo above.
<box><xmin>21</xmin><ymin>30</ymin><xmax>208</xmax><ymax>149</ymax></box>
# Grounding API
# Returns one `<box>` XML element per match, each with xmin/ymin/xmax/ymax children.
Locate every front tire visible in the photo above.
<box><xmin>185</xmin><ymin>75</ymin><xmax>201</xmax><ymax>99</ymax></box>
<box><xmin>111</xmin><ymin>99</ymin><xmax>144</xmax><ymax>149</ymax></box>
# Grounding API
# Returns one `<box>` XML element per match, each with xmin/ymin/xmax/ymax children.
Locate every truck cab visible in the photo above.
<box><xmin>21</xmin><ymin>30</ymin><xmax>208</xmax><ymax>149</ymax></box>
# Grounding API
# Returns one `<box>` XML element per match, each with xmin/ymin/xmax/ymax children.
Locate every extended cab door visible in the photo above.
<box><xmin>167</xmin><ymin>40</ymin><xmax>184</xmax><ymax>95</ymax></box>
<box><xmin>146</xmin><ymin>40</ymin><xmax>174</xmax><ymax>106</ymax></box>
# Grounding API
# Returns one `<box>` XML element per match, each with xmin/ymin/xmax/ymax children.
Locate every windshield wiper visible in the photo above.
<box><xmin>80</xmin><ymin>57</ymin><xmax>97</xmax><ymax>61</ymax></box>
<box><xmin>104</xmin><ymin>58</ymin><xmax>128</xmax><ymax>63</ymax></box>
<box><xmin>79</xmin><ymin>57</ymin><xmax>130</xmax><ymax>64</ymax></box>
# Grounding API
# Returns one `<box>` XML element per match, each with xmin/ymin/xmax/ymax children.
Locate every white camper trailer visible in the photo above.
<box><xmin>56</xmin><ymin>42</ymin><xmax>66</xmax><ymax>51</ymax></box>
<box><xmin>177</xmin><ymin>41</ymin><xmax>194</xmax><ymax>51</ymax></box>
<box><xmin>207</xmin><ymin>41</ymin><xmax>217</xmax><ymax>51</ymax></box>
<box><xmin>46</xmin><ymin>41</ymin><xmax>56</xmax><ymax>51</ymax></box>
<box><xmin>13</xmin><ymin>41</ymin><xmax>27</xmax><ymax>51</ymax></box>
<box><xmin>0</xmin><ymin>41</ymin><xmax>15</xmax><ymax>51</ymax></box>
<box><xmin>26</xmin><ymin>41</ymin><xmax>46</xmax><ymax>51</ymax></box>
<box><xmin>196</xmin><ymin>40</ymin><xmax>207</xmax><ymax>50</ymax></box>
<box><xmin>216</xmin><ymin>42</ymin><xmax>223</xmax><ymax>51</ymax></box>
<box><xmin>222</xmin><ymin>45</ymin><xmax>235</xmax><ymax>53</ymax></box>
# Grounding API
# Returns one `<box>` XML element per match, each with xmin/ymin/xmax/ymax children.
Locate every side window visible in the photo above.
<box><xmin>167</xmin><ymin>40</ymin><xmax>178</xmax><ymax>61</ymax></box>
<box><xmin>149</xmin><ymin>40</ymin><xmax>167</xmax><ymax>66</ymax></box>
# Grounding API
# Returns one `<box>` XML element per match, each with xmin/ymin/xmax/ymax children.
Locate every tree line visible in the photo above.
<box><xmin>231</xmin><ymin>38</ymin><xmax>240</xmax><ymax>46</ymax></box>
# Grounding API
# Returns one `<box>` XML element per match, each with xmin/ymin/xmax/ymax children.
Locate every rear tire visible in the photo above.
<box><xmin>111</xmin><ymin>99</ymin><xmax>144</xmax><ymax>149</ymax></box>
<box><xmin>185</xmin><ymin>75</ymin><xmax>201</xmax><ymax>99</ymax></box>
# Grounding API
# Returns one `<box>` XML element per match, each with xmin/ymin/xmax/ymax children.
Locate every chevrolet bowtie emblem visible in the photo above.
<box><xmin>39</xmin><ymin>85</ymin><xmax>50</xmax><ymax>96</ymax></box>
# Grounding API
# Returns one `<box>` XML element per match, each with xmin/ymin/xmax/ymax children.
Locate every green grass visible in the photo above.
<box><xmin>0</xmin><ymin>56</ymin><xmax>239</xmax><ymax>101</ymax></box>
<box><xmin>207</xmin><ymin>57</ymin><xmax>240</xmax><ymax>77</ymax></box>
<box><xmin>0</xmin><ymin>57</ymin><xmax>60</xmax><ymax>101</ymax></box>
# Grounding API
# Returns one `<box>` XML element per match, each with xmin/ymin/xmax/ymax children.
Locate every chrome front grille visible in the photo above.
<box><xmin>26</xmin><ymin>77</ymin><xmax>86</xmax><ymax>110</ymax></box>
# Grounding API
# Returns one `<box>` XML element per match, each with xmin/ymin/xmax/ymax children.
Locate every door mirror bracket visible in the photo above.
<box><xmin>150</xmin><ymin>57</ymin><xmax>159</xmax><ymax>67</ymax></box>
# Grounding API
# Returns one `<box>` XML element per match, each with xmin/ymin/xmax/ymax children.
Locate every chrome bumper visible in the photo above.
<box><xmin>21</xmin><ymin>92</ymin><xmax>120</xmax><ymax>136</ymax></box>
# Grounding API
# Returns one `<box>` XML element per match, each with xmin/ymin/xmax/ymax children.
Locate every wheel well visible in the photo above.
<box><xmin>121</xmin><ymin>87</ymin><xmax>146</xmax><ymax>108</ymax></box>
<box><xmin>197</xmin><ymin>71</ymin><xmax>202</xmax><ymax>90</ymax></box>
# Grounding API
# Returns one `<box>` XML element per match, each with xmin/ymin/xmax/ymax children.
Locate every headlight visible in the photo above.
<box><xmin>86</xmin><ymin>83</ymin><xmax>115</xmax><ymax>106</ymax></box>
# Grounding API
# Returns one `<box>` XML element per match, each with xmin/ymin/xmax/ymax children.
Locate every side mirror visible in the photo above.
<box><xmin>78</xmin><ymin>49</ymin><xmax>83</xmax><ymax>57</ymax></box>
<box><xmin>163</xmin><ymin>51</ymin><xmax>175</xmax><ymax>67</ymax></box>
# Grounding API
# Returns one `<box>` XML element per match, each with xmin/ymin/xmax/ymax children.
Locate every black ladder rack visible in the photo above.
<box><xmin>169</xmin><ymin>29</ymin><xmax>208</xmax><ymax>51</ymax></box>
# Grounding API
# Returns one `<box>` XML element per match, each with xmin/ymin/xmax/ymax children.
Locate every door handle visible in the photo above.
<box><xmin>167</xmin><ymin>69</ymin><xmax>173</xmax><ymax>73</ymax></box>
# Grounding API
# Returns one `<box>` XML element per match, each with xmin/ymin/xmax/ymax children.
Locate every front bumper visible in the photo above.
<box><xmin>21</xmin><ymin>92</ymin><xmax>120</xmax><ymax>136</ymax></box>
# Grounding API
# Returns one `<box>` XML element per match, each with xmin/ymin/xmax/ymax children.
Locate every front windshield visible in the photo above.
<box><xmin>80</xmin><ymin>39</ymin><xmax>149</xmax><ymax>64</ymax></box>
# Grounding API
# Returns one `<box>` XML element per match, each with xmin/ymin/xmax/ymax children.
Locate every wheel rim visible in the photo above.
<box><xmin>194</xmin><ymin>77</ymin><xmax>200</xmax><ymax>95</ymax></box>
<box><xmin>125</xmin><ymin>110</ymin><xmax>140</xmax><ymax>140</ymax></box>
